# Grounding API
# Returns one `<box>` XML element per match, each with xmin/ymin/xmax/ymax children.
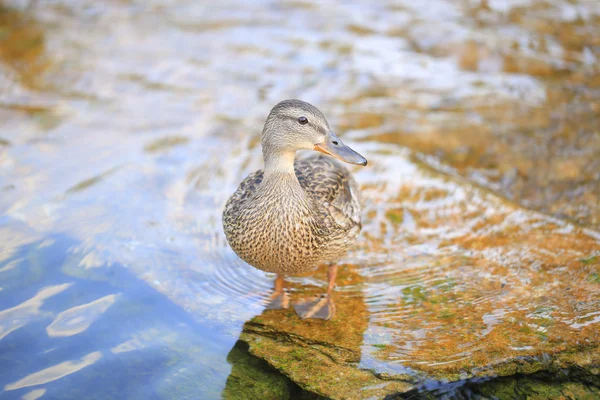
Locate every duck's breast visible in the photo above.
<box><xmin>223</xmin><ymin>172</ymin><xmax>327</xmax><ymax>274</ymax></box>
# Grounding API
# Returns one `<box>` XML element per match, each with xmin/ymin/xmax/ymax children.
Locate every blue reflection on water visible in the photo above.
<box><xmin>0</xmin><ymin>234</ymin><xmax>240</xmax><ymax>399</ymax></box>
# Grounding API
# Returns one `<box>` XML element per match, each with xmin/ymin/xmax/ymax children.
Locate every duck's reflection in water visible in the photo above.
<box><xmin>223</xmin><ymin>262</ymin><xmax>369</xmax><ymax>399</ymax></box>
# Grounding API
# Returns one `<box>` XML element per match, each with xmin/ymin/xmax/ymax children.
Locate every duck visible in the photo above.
<box><xmin>222</xmin><ymin>99</ymin><xmax>367</xmax><ymax>319</ymax></box>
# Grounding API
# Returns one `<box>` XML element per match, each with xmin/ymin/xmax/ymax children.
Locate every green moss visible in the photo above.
<box><xmin>519</xmin><ymin>325</ymin><xmax>533</xmax><ymax>334</ymax></box>
<box><xmin>588</xmin><ymin>273</ymin><xmax>600</xmax><ymax>284</ymax></box>
<box><xmin>223</xmin><ymin>341</ymin><xmax>303</xmax><ymax>400</ymax></box>
<box><xmin>535</xmin><ymin>331</ymin><xmax>548</xmax><ymax>341</ymax></box>
<box><xmin>402</xmin><ymin>285</ymin><xmax>428</xmax><ymax>303</ymax></box>
<box><xmin>580</xmin><ymin>256</ymin><xmax>598</xmax><ymax>265</ymax></box>
<box><xmin>438</xmin><ymin>311</ymin><xmax>455</xmax><ymax>319</ymax></box>
<box><xmin>386</xmin><ymin>210</ymin><xmax>403</xmax><ymax>224</ymax></box>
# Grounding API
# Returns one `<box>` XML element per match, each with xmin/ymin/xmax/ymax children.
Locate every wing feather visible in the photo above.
<box><xmin>295</xmin><ymin>155</ymin><xmax>362</xmax><ymax>231</ymax></box>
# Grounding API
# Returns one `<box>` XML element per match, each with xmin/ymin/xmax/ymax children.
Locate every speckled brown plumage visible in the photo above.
<box><xmin>223</xmin><ymin>154</ymin><xmax>361</xmax><ymax>275</ymax></box>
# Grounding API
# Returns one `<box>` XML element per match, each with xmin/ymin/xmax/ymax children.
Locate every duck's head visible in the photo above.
<box><xmin>261</xmin><ymin>99</ymin><xmax>367</xmax><ymax>168</ymax></box>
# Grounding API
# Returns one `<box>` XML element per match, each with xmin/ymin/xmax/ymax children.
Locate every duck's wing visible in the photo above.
<box><xmin>223</xmin><ymin>169</ymin><xmax>263</xmax><ymax>215</ymax></box>
<box><xmin>295</xmin><ymin>155</ymin><xmax>362</xmax><ymax>231</ymax></box>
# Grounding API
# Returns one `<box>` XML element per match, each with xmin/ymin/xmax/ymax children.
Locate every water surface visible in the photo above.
<box><xmin>1</xmin><ymin>0</ymin><xmax>599</xmax><ymax>398</ymax></box>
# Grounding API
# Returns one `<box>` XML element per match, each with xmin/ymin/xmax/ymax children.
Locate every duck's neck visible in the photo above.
<box><xmin>263</xmin><ymin>150</ymin><xmax>297</xmax><ymax>177</ymax></box>
<box><xmin>261</xmin><ymin>149</ymin><xmax>309</xmax><ymax>206</ymax></box>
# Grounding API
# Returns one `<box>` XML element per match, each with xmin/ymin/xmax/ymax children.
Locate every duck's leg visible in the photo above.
<box><xmin>294</xmin><ymin>265</ymin><xmax>337</xmax><ymax>320</ymax></box>
<box><xmin>266</xmin><ymin>274</ymin><xmax>290</xmax><ymax>309</ymax></box>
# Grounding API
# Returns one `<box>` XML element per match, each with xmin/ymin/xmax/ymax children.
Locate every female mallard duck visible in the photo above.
<box><xmin>222</xmin><ymin>99</ymin><xmax>367</xmax><ymax>319</ymax></box>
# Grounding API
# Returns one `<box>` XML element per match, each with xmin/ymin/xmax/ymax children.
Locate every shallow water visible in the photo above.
<box><xmin>0</xmin><ymin>0</ymin><xmax>599</xmax><ymax>399</ymax></box>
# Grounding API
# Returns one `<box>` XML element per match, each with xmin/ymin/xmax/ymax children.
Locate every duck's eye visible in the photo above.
<box><xmin>298</xmin><ymin>116</ymin><xmax>308</xmax><ymax>125</ymax></box>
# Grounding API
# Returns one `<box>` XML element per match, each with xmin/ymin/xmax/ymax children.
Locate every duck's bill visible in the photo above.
<box><xmin>314</xmin><ymin>132</ymin><xmax>368</xmax><ymax>166</ymax></box>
